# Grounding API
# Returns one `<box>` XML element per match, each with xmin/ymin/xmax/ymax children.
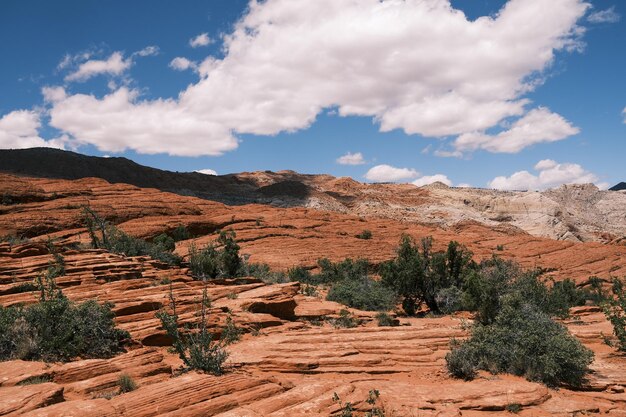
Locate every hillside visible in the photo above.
<box><xmin>1</xmin><ymin>173</ymin><xmax>625</xmax><ymax>416</ymax></box>
<box><xmin>2</xmin><ymin>148</ymin><xmax>626</xmax><ymax>244</ymax></box>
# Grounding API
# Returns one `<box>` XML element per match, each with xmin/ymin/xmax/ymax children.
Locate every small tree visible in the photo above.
<box><xmin>380</xmin><ymin>236</ymin><xmax>474</xmax><ymax>315</ymax></box>
<box><xmin>156</xmin><ymin>284</ymin><xmax>228</xmax><ymax>375</ymax></box>
<box><xmin>218</xmin><ymin>230</ymin><xmax>241</xmax><ymax>277</ymax></box>
<box><xmin>603</xmin><ymin>278</ymin><xmax>626</xmax><ymax>351</ymax></box>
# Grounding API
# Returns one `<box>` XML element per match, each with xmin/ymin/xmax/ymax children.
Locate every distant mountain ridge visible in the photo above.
<box><xmin>1</xmin><ymin>147</ymin><xmax>625</xmax><ymax>243</ymax></box>
<box><xmin>610</xmin><ymin>182</ymin><xmax>626</xmax><ymax>191</ymax></box>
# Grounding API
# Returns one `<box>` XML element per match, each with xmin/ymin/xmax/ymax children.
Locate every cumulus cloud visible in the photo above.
<box><xmin>0</xmin><ymin>110</ymin><xmax>67</xmax><ymax>149</ymax></box>
<box><xmin>195</xmin><ymin>168</ymin><xmax>218</xmax><ymax>175</ymax></box>
<box><xmin>412</xmin><ymin>174</ymin><xmax>452</xmax><ymax>187</ymax></box>
<box><xmin>45</xmin><ymin>0</ymin><xmax>590</xmax><ymax>156</ymax></box>
<box><xmin>452</xmin><ymin>107</ymin><xmax>579</xmax><ymax>154</ymax></box>
<box><xmin>364</xmin><ymin>164</ymin><xmax>419</xmax><ymax>182</ymax></box>
<box><xmin>169</xmin><ymin>57</ymin><xmax>198</xmax><ymax>71</ymax></box>
<box><xmin>336</xmin><ymin>152</ymin><xmax>365</xmax><ymax>165</ymax></box>
<box><xmin>134</xmin><ymin>45</ymin><xmax>160</xmax><ymax>57</ymax></box>
<box><xmin>189</xmin><ymin>33</ymin><xmax>213</xmax><ymax>48</ymax></box>
<box><xmin>47</xmin><ymin>87</ymin><xmax>238</xmax><ymax>156</ymax></box>
<box><xmin>587</xmin><ymin>6</ymin><xmax>620</xmax><ymax>23</ymax></box>
<box><xmin>488</xmin><ymin>159</ymin><xmax>607</xmax><ymax>190</ymax></box>
<box><xmin>64</xmin><ymin>52</ymin><xmax>131</xmax><ymax>82</ymax></box>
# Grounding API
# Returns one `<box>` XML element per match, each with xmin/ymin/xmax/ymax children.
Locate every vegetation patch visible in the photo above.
<box><xmin>156</xmin><ymin>284</ymin><xmax>228</xmax><ymax>375</ymax></box>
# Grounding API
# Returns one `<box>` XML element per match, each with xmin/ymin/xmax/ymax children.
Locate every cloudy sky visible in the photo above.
<box><xmin>0</xmin><ymin>0</ymin><xmax>624</xmax><ymax>190</ymax></box>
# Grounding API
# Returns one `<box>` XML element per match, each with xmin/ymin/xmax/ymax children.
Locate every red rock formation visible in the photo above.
<box><xmin>1</xmin><ymin>173</ymin><xmax>625</xmax><ymax>416</ymax></box>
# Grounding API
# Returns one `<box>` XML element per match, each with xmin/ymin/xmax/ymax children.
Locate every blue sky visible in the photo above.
<box><xmin>0</xmin><ymin>0</ymin><xmax>624</xmax><ymax>190</ymax></box>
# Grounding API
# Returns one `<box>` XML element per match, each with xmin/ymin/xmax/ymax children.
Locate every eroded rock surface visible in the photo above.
<box><xmin>1</xmin><ymin>173</ymin><xmax>626</xmax><ymax>416</ymax></box>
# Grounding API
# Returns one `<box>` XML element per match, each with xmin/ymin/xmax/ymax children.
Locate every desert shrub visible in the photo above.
<box><xmin>0</xmin><ymin>234</ymin><xmax>29</xmax><ymax>245</ymax></box>
<box><xmin>549</xmin><ymin>278</ymin><xmax>587</xmax><ymax>315</ymax></box>
<box><xmin>11</xmin><ymin>282</ymin><xmax>38</xmax><ymax>294</ymax></box>
<box><xmin>188</xmin><ymin>243</ymin><xmax>220</xmax><ymax>279</ymax></box>
<box><xmin>332</xmin><ymin>389</ymin><xmax>385</xmax><ymax>417</ymax></box>
<box><xmin>462</xmin><ymin>258</ymin><xmax>586</xmax><ymax>324</ymax></box>
<box><xmin>17</xmin><ymin>375</ymin><xmax>52</xmax><ymax>385</ymax></box>
<box><xmin>435</xmin><ymin>286</ymin><xmax>464</xmax><ymax>314</ymax></box>
<box><xmin>170</xmin><ymin>225</ymin><xmax>190</xmax><ymax>241</ymax></box>
<box><xmin>327</xmin><ymin>277</ymin><xmax>395</xmax><ymax>311</ymax></box>
<box><xmin>221</xmin><ymin>315</ymin><xmax>242</xmax><ymax>345</ymax></box>
<box><xmin>300</xmin><ymin>283</ymin><xmax>319</xmax><ymax>297</ymax></box>
<box><xmin>446</xmin><ymin>304</ymin><xmax>593</xmax><ymax>387</ymax></box>
<box><xmin>603</xmin><ymin>278</ymin><xmax>626</xmax><ymax>351</ymax></box>
<box><xmin>82</xmin><ymin>207</ymin><xmax>181</xmax><ymax>266</ymax></box>
<box><xmin>288</xmin><ymin>266</ymin><xmax>312</xmax><ymax>283</ymax></box>
<box><xmin>315</xmin><ymin>258</ymin><xmax>369</xmax><ymax>285</ymax></box>
<box><xmin>238</xmin><ymin>260</ymin><xmax>288</xmax><ymax>283</ymax></box>
<box><xmin>381</xmin><ymin>236</ymin><xmax>474</xmax><ymax>315</ymax></box>
<box><xmin>117</xmin><ymin>374</ymin><xmax>137</xmax><ymax>393</ymax></box>
<box><xmin>587</xmin><ymin>276</ymin><xmax>609</xmax><ymax>305</ymax></box>
<box><xmin>188</xmin><ymin>230</ymin><xmax>243</xmax><ymax>279</ymax></box>
<box><xmin>0</xmin><ymin>273</ymin><xmax>128</xmax><ymax>362</ymax></box>
<box><xmin>153</xmin><ymin>233</ymin><xmax>176</xmax><ymax>252</ymax></box>
<box><xmin>375</xmin><ymin>312</ymin><xmax>395</xmax><ymax>327</ymax></box>
<box><xmin>156</xmin><ymin>285</ymin><xmax>228</xmax><ymax>374</ymax></box>
<box><xmin>332</xmin><ymin>309</ymin><xmax>358</xmax><ymax>328</ymax></box>
<box><xmin>356</xmin><ymin>230</ymin><xmax>373</xmax><ymax>240</ymax></box>
<box><xmin>218</xmin><ymin>230</ymin><xmax>241</xmax><ymax>277</ymax></box>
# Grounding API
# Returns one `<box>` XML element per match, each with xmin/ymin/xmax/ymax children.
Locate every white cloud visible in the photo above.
<box><xmin>488</xmin><ymin>159</ymin><xmax>607</xmax><ymax>190</ymax></box>
<box><xmin>65</xmin><ymin>52</ymin><xmax>131</xmax><ymax>82</ymax></box>
<box><xmin>169</xmin><ymin>57</ymin><xmax>198</xmax><ymax>71</ymax></box>
<box><xmin>0</xmin><ymin>110</ymin><xmax>67</xmax><ymax>150</ymax></box>
<box><xmin>336</xmin><ymin>152</ymin><xmax>365</xmax><ymax>165</ymax></box>
<box><xmin>412</xmin><ymin>174</ymin><xmax>452</xmax><ymax>187</ymax></box>
<box><xmin>195</xmin><ymin>168</ymin><xmax>218</xmax><ymax>175</ymax></box>
<box><xmin>623</xmin><ymin>106</ymin><xmax>626</xmax><ymax>123</ymax></box>
<box><xmin>587</xmin><ymin>6</ymin><xmax>620</xmax><ymax>23</ymax></box>
<box><xmin>189</xmin><ymin>33</ymin><xmax>213</xmax><ymax>48</ymax></box>
<box><xmin>46</xmin><ymin>0</ymin><xmax>590</xmax><ymax>156</ymax></box>
<box><xmin>42</xmin><ymin>86</ymin><xmax>67</xmax><ymax>103</ymax></box>
<box><xmin>364</xmin><ymin>164</ymin><xmax>419</xmax><ymax>182</ymax></box>
<box><xmin>134</xmin><ymin>45</ymin><xmax>160</xmax><ymax>57</ymax></box>
<box><xmin>47</xmin><ymin>87</ymin><xmax>238</xmax><ymax>156</ymax></box>
<box><xmin>452</xmin><ymin>107</ymin><xmax>579</xmax><ymax>154</ymax></box>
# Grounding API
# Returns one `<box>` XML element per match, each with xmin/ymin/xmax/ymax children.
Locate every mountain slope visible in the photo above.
<box><xmin>1</xmin><ymin>148</ymin><xmax>625</xmax><ymax>243</ymax></box>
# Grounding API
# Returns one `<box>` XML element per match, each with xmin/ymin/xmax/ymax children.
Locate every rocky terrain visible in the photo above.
<box><xmin>2</xmin><ymin>148</ymin><xmax>625</xmax><ymax>244</ymax></box>
<box><xmin>1</xmin><ymin>172</ymin><xmax>626</xmax><ymax>416</ymax></box>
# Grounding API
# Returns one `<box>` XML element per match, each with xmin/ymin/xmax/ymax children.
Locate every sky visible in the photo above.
<box><xmin>0</xmin><ymin>0</ymin><xmax>624</xmax><ymax>190</ymax></box>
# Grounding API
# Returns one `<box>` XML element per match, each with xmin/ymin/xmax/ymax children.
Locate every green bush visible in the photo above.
<box><xmin>0</xmin><ymin>274</ymin><xmax>128</xmax><ymax>362</ymax></box>
<box><xmin>332</xmin><ymin>309</ymin><xmax>359</xmax><ymax>328</ymax></box>
<box><xmin>375</xmin><ymin>312</ymin><xmax>396</xmax><ymax>327</ymax></box>
<box><xmin>188</xmin><ymin>243</ymin><xmax>220</xmax><ymax>279</ymax></box>
<box><xmin>327</xmin><ymin>277</ymin><xmax>396</xmax><ymax>311</ymax></box>
<box><xmin>82</xmin><ymin>207</ymin><xmax>181</xmax><ymax>266</ymax></box>
<box><xmin>187</xmin><ymin>230</ymin><xmax>243</xmax><ymax>279</ymax></box>
<box><xmin>117</xmin><ymin>374</ymin><xmax>137</xmax><ymax>393</ymax></box>
<box><xmin>381</xmin><ymin>236</ymin><xmax>474</xmax><ymax>315</ymax></box>
<box><xmin>446</xmin><ymin>304</ymin><xmax>593</xmax><ymax>387</ymax></box>
<box><xmin>221</xmin><ymin>314</ymin><xmax>242</xmax><ymax>345</ymax></box>
<box><xmin>156</xmin><ymin>285</ymin><xmax>228</xmax><ymax>375</ymax></box>
<box><xmin>603</xmin><ymin>278</ymin><xmax>626</xmax><ymax>351</ymax></box>
<box><xmin>218</xmin><ymin>230</ymin><xmax>241</xmax><ymax>277</ymax></box>
<box><xmin>435</xmin><ymin>286</ymin><xmax>463</xmax><ymax>314</ymax></box>
<box><xmin>238</xmin><ymin>260</ymin><xmax>288</xmax><ymax>283</ymax></box>
<box><xmin>462</xmin><ymin>258</ymin><xmax>587</xmax><ymax>324</ymax></box>
<box><xmin>315</xmin><ymin>258</ymin><xmax>369</xmax><ymax>285</ymax></box>
<box><xmin>287</xmin><ymin>266</ymin><xmax>312</xmax><ymax>283</ymax></box>
<box><xmin>356</xmin><ymin>230</ymin><xmax>373</xmax><ymax>240</ymax></box>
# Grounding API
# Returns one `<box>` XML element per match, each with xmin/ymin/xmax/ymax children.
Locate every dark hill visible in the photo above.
<box><xmin>609</xmin><ymin>182</ymin><xmax>626</xmax><ymax>191</ymax></box>
<box><xmin>0</xmin><ymin>148</ymin><xmax>312</xmax><ymax>205</ymax></box>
